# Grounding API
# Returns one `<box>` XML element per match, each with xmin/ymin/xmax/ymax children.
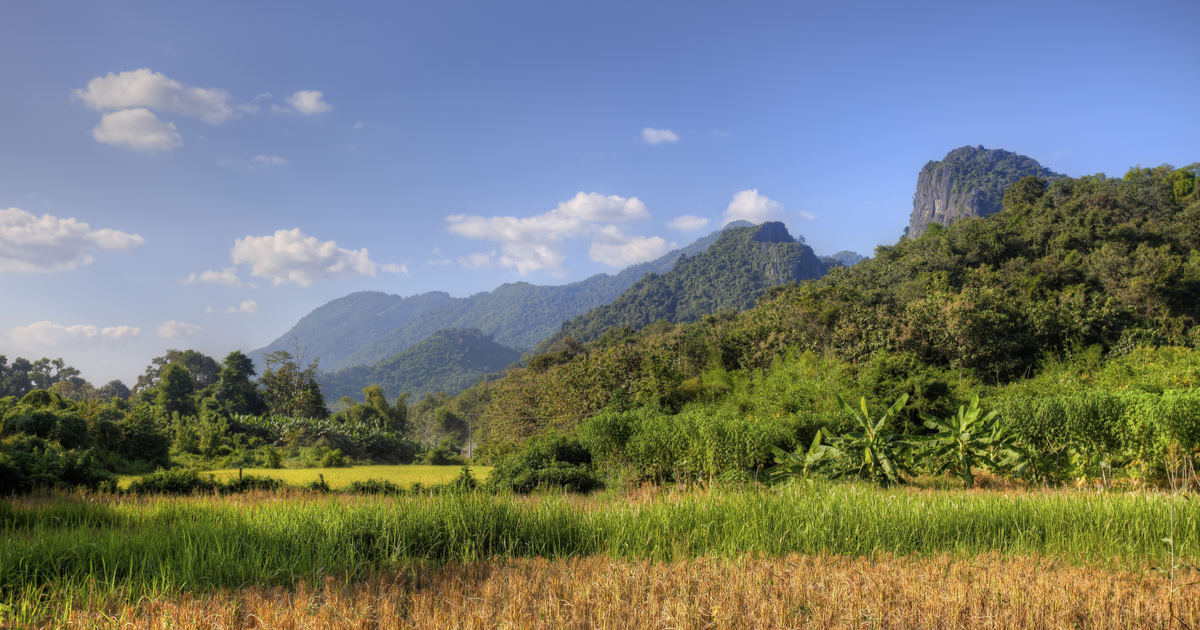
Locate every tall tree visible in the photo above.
<box><xmin>133</xmin><ymin>350</ymin><xmax>220</xmax><ymax>394</ymax></box>
<box><xmin>154</xmin><ymin>363</ymin><xmax>197</xmax><ymax>418</ymax></box>
<box><xmin>259</xmin><ymin>350</ymin><xmax>328</xmax><ymax>419</ymax></box>
<box><xmin>214</xmin><ymin>350</ymin><xmax>265</xmax><ymax>415</ymax></box>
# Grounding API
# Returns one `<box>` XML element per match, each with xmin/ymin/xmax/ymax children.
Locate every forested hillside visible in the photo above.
<box><xmin>247</xmin><ymin>291</ymin><xmax>456</xmax><ymax>372</ymax></box>
<box><xmin>543</xmin><ymin>221</ymin><xmax>824</xmax><ymax>346</ymax></box>
<box><xmin>447</xmin><ymin>163</ymin><xmax>1200</xmax><ymax>477</ymax></box>
<box><xmin>320</xmin><ymin>328</ymin><xmax>521</xmax><ymax>403</ymax></box>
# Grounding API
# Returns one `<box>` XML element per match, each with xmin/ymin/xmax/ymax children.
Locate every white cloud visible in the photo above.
<box><xmin>798</xmin><ymin>209</ymin><xmax>817</xmax><ymax>221</ymax></box>
<box><xmin>666</xmin><ymin>215</ymin><xmax>710</xmax><ymax>232</ymax></box>
<box><xmin>446</xmin><ymin>192</ymin><xmax>661</xmax><ymax>274</ymax></box>
<box><xmin>641</xmin><ymin>128</ymin><xmax>679</xmax><ymax>145</ymax></box>
<box><xmin>230</xmin><ymin>228</ymin><xmax>399</xmax><ymax>286</ymax></box>
<box><xmin>73</xmin><ymin>68</ymin><xmax>234</xmax><ymax>124</ymax></box>
<box><xmin>353</xmin><ymin>121</ymin><xmax>365</xmax><ymax>129</ymax></box>
<box><xmin>92</xmin><ymin>108</ymin><xmax>182</xmax><ymax>151</ymax></box>
<box><xmin>458</xmin><ymin>252</ymin><xmax>494</xmax><ymax>269</ymax></box>
<box><xmin>157</xmin><ymin>320</ymin><xmax>203</xmax><ymax>339</ymax></box>
<box><xmin>249</xmin><ymin>155</ymin><xmax>287</xmax><ymax>169</ymax></box>
<box><xmin>211</xmin><ymin>299</ymin><xmax>258</xmax><ymax>315</ymax></box>
<box><xmin>10</xmin><ymin>321</ymin><xmax>140</xmax><ymax>348</ymax></box>
<box><xmin>589</xmin><ymin>226</ymin><xmax>675</xmax><ymax>267</ymax></box>
<box><xmin>286</xmin><ymin>90</ymin><xmax>333</xmax><ymax>114</ymax></box>
<box><xmin>0</xmin><ymin>207</ymin><xmax>144</xmax><ymax>272</ymax></box>
<box><xmin>723</xmin><ymin>189</ymin><xmax>786</xmax><ymax>225</ymax></box>
<box><xmin>183</xmin><ymin>267</ymin><xmax>243</xmax><ymax>286</ymax></box>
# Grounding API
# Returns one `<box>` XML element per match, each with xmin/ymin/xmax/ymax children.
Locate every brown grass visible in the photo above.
<box><xmin>44</xmin><ymin>553</ymin><xmax>1198</xmax><ymax>630</ymax></box>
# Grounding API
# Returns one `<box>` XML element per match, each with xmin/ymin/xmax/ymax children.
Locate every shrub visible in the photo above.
<box><xmin>346</xmin><ymin>478</ymin><xmax>405</xmax><ymax>495</ymax></box>
<box><xmin>486</xmin><ymin>434</ymin><xmax>603</xmax><ymax>493</ymax></box>
<box><xmin>419</xmin><ymin>439</ymin><xmax>466</xmax><ymax>466</ymax></box>
<box><xmin>320</xmin><ymin>449</ymin><xmax>348</xmax><ymax>468</ymax></box>
<box><xmin>127</xmin><ymin>467</ymin><xmax>220</xmax><ymax>495</ymax></box>
<box><xmin>224</xmin><ymin>474</ymin><xmax>286</xmax><ymax>493</ymax></box>
<box><xmin>0</xmin><ymin>435</ymin><xmax>113</xmax><ymax>493</ymax></box>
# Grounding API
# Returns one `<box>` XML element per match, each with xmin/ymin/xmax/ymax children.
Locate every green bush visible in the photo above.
<box><xmin>346</xmin><ymin>478</ymin><xmax>405</xmax><ymax>495</ymax></box>
<box><xmin>0</xmin><ymin>435</ymin><xmax>113</xmax><ymax>493</ymax></box>
<box><xmin>486</xmin><ymin>434</ymin><xmax>602</xmax><ymax>493</ymax></box>
<box><xmin>419</xmin><ymin>439</ymin><xmax>466</xmax><ymax>466</ymax></box>
<box><xmin>127</xmin><ymin>467</ymin><xmax>220</xmax><ymax>495</ymax></box>
<box><xmin>224</xmin><ymin>474</ymin><xmax>286</xmax><ymax>493</ymax></box>
<box><xmin>320</xmin><ymin>449</ymin><xmax>348</xmax><ymax>468</ymax></box>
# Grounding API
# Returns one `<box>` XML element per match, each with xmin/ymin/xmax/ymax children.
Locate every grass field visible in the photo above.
<box><xmin>3</xmin><ymin>483</ymin><xmax>1197</xmax><ymax>627</ymax></box>
<box><xmin>117</xmin><ymin>464</ymin><xmax>493</xmax><ymax>490</ymax></box>
<box><xmin>32</xmin><ymin>554</ymin><xmax>1200</xmax><ymax>629</ymax></box>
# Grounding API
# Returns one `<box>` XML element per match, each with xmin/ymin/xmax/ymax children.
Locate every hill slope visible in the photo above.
<box><xmin>319</xmin><ymin>328</ymin><xmax>522</xmax><ymax>402</ymax></box>
<box><xmin>551</xmin><ymin>221</ymin><xmax>824</xmax><ymax>344</ymax></box>
<box><xmin>246</xmin><ymin>291</ymin><xmax>455</xmax><ymax>372</ymax></box>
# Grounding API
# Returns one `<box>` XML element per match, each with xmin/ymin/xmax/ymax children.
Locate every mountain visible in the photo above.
<box><xmin>549</xmin><ymin>222</ymin><xmax>825</xmax><ymax>344</ymax></box>
<box><xmin>907</xmin><ymin>145</ymin><xmax>1061</xmax><ymax>238</ymax></box>
<box><xmin>822</xmin><ymin>251</ymin><xmax>866</xmax><ymax>267</ymax></box>
<box><xmin>249</xmin><ymin>222</ymin><xmax>751</xmax><ymax>373</ymax></box>
<box><xmin>319</xmin><ymin>328</ymin><xmax>522</xmax><ymax>402</ymax></box>
<box><xmin>341</xmin><ymin>221</ymin><xmax>755</xmax><ymax>366</ymax></box>
<box><xmin>246</xmin><ymin>291</ymin><xmax>456</xmax><ymax>373</ymax></box>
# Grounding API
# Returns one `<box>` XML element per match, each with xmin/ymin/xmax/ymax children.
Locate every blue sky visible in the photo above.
<box><xmin>2</xmin><ymin>0</ymin><xmax>1197</xmax><ymax>385</ymax></box>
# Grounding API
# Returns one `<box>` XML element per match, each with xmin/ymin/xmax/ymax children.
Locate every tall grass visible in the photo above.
<box><xmin>2</xmin><ymin>484</ymin><xmax>1197</xmax><ymax>620</ymax></box>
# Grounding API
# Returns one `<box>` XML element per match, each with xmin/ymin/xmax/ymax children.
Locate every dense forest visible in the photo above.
<box><xmin>540</xmin><ymin>222</ymin><xmax>825</xmax><ymax>349</ymax></box>
<box><xmin>320</xmin><ymin>328</ymin><xmax>521</xmax><ymax>403</ymax></box>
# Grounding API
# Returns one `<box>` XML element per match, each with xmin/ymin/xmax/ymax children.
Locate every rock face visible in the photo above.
<box><xmin>907</xmin><ymin>146</ymin><xmax>1060</xmax><ymax>238</ymax></box>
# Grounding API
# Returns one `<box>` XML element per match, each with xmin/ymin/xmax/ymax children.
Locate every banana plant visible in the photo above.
<box><xmin>918</xmin><ymin>395</ymin><xmax>1023</xmax><ymax>488</ymax></box>
<box><xmin>827</xmin><ymin>393</ymin><xmax>915</xmax><ymax>487</ymax></box>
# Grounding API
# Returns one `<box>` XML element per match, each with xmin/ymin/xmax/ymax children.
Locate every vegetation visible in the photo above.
<box><xmin>543</xmin><ymin>222</ymin><xmax>823</xmax><ymax>347</ymax></box>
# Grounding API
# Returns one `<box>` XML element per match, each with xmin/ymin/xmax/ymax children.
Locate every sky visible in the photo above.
<box><xmin>1</xmin><ymin>0</ymin><xmax>1198</xmax><ymax>385</ymax></box>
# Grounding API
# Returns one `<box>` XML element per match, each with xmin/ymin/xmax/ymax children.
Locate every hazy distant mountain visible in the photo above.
<box><xmin>249</xmin><ymin>221</ymin><xmax>752</xmax><ymax>372</ymax></box>
<box><xmin>319</xmin><ymin>328</ymin><xmax>521</xmax><ymax>401</ymax></box>
<box><xmin>246</xmin><ymin>291</ymin><xmax>455</xmax><ymax>373</ymax></box>
<box><xmin>821</xmin><ymin>251</ymin><xmax>867</xmax><ymax>267</ymax></box>
<box><xmin>547</xmin><ymin>222</ymin><xmax>825</xmax><ymax>345</ymax></box>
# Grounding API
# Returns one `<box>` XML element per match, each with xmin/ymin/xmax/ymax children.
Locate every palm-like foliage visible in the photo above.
<box><xmin>918</xmin><ymin>395</ymin><xmax>1023</xmax><ymax>488</ymax></box>
<box><xmin>770</xmin><ymin>394</ymin><xmax>914</xmax><ymax>487</ymax></box>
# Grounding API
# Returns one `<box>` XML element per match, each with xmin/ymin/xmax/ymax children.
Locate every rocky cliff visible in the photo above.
<box><xmin>907</xmin><ymin>146</ymin><xmax>1060</xmax><ymax>238</ymax></box>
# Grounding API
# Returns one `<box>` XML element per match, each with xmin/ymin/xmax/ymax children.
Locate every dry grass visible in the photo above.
<box><xmin>45</xmin><ymin>553</ymin><xmax>1199</xmax><ymax>630</ymax></box>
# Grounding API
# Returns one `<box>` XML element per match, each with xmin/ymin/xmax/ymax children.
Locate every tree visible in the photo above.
<box><xmin>0</xmin><ymin>356</ymin><xmax>83</xmax><ymax>398</ymax></box>
<box><xmin>154</xmin><ymin>363</ymin><xmax>196</xmax><ymax>418</ymax></box>
<box><xmin>133</xmin><ymin>350</ymin><xmax>219</xmax><ymax>394</ymax></box>
<box><xmin>98</xmin><ymin>380</ymin><xmax>131</xmax><ymax>401</ymax></box>
<box><xmin>214</xmin><ymin>350</ymin><xmax>265</xmax><ymax>415</ymax></box>
<box><xmin>259</xmin><ymin>349</ymin><xmax>328</xmax><ymax>419</ymax></box>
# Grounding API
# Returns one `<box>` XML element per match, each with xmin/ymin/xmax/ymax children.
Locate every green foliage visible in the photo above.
<box><xmin>320</xmin><ymin>448</ymin><xmax>348</xmax><ymax>468</ymax></box>
<box><xmin>346</xmin><ymin>478</ymin><xmax>406</xmax><ymax>495</ymax></box>
<box><xmin>224</xmin><ymin>474</ymin><xmax>287</xmax><ymax>493</ymax></box>
<box><xmin>918</xmin><ymin>396</ymin><xmax>1024</xmax><ymax>488</ymax></box>
<box><xmin>419</xmin><ymin>438</ymin><xmax>466</xmax><ymax>466</ymax></box>
<box><xmin>814</xmin><ymin>395</ymin><xmax>914</xmax><ymax>487</ymax></box>
<box><xmin>486</xmin><ymin>434</ymin><xmax>602</xmax><ymax>493</ymax></box>
<box><xmin>260</xmin><ymin>350</ymin><xmax>328</xmax><ymax>419</ymax></box>
<box><xmin>154</xmin><ymin>363</ymin><xmax>196</xmax><ymax>418</ymax></box>
<box><xmin>555</xmin><ymin>222</ymin><xmax>824</xmax><ymax>345</ymax></box>
<box><xmin>127</xmin><ymin>467</ymin><xmax>220</xmax><ymax>495</ymax></box>
<box><xmin>0</xmin><ymin>435</ymin><xmax>114</xmax><ymax>493</ymax></box>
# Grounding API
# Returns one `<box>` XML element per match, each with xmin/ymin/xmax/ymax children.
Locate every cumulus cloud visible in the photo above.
<box><xmin>666</xmin><ymin>215</ymin><xmax>710</xmax><ymax>232</ymax></box>
<box><xmin>73</xmin><ymin>68</ymin><xmax>234</xmax><ymax>124</ymax></box>
<box><xmin>0</xmin><ymin>207</ymin><xmax>144</xmax><ymax>272</ymax></box>
<box><xmin>286</xmin><ymin>90</ymin><xmax>333</xmax><ymax>114</ymax></box>
<box><xmin>641</xmin><ymin>128</ymin><xmax>679</xmax><ymax>145</ymax></box>
<box><xmin>446</xmin><ymin>192</ymin><xmax>664</xmax><ymax>274</ymax></box>
<box><xmin>10</xmin><ymin>321</ymin><xmax>141</xmax><ymax>348</ymax></box>
<box><xmin>589</xmin><ymin>226</ymin><xmax>675</xmax><ymax>267</ymax></box>
<box><xmin>91</xmin><ymin>108</ymin><xmax>182</xmax><ymax>151</ymax></box>
<box><xmin>157</xmin><ymin>320</ymin><xmax>203</xmax><ymax>339</ymax></box>
<box><xmin>249</xmin><ymin>155</ymin><xmax>287</xmax><ymax>169</ymax></box>
<box><xmin>183</xmin><ymin>267</ymin><xmax>242</xmax><ymax>286</ymax></box>
<box><xmin>722</xmin><ymin>189</ymin><xmax>786</xmax><ymax>225</ymax></box>
<box><xmin>209</xmin><ymin>299</ymin><xmax>259</xmax><ymax>315</ymax></box>
<box><xmin>230</xmin><ymin>228</ymin><xmax>400</xmax><ymax>286</ymax></box>
<box><xmin>798</xmin><ymin>209</ymin><xmax>817</xmax><ymax>221</ymax></box>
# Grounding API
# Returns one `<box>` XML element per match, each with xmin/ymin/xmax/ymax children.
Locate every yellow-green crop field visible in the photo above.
<box><xmin>118</xmin><ymin>464</ymin><xmax>492</xmax><ymax>489</ymax></box>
